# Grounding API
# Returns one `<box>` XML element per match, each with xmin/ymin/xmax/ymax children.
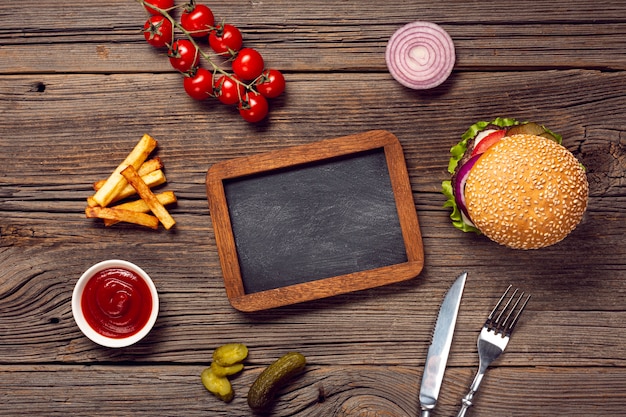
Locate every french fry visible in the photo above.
<box><xmin>90</xmin><ymin>134</ymin><xmax>158</xmax><ymax>207</ymax></box>
<box><xmin>93</xmin><ymin>157</ymin><xmax>163</xmax><ymax>191</ymax></box>
<box><xmin>86</xmin><ymin>206</ymin><xmax>159</xmax><ymax>229</ymax></box>
<box><xmin>121</xmin><ymin>165</ymin><xmax>176</xmax><ymax>230</ymax></box>
<box><xmin>104</xmin><ymin>191</ymin><xmax>177</xmax><ymax>227</ymax></box>
<box><xmin>100</xmin><ymin>169</ymin><xmax>166</xmax><ymax>204</ymax></box>
<box><xmin>85</xmin><ymin>134</ymin><xmax>177</xmax><ymax>231</ymax></box>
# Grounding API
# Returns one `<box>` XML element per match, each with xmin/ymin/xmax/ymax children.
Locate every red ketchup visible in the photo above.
<box><xmin>81</xmin><ymin>267</ymin><xmax>153</xmax><ymax>339</ymax></box>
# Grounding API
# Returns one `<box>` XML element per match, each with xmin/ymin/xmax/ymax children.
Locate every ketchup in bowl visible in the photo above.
<box><xmin>81</xmin><ymin>267</ymin><xmax>153</xmax><ymax>338</ymax></box>
<box><xmin>72</xmin><ymin>260</ymin><xmax>159</xmax><ymax>348</ymax></box>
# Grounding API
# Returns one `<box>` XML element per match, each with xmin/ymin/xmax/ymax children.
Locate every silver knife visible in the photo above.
<box><xmin>419</xmin><ymin>272</ymin><xmax>467</xmax><ymax>417</ymax></box>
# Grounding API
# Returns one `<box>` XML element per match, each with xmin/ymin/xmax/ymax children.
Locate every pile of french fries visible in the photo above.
<box><xmin>85</xmin><ymin>134</ymin><xmax>177</xmax><ymax>230</ymax></box>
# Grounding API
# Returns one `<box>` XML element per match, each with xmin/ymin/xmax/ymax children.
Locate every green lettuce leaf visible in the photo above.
<box><xmin>443</xmin><ymin>117</ymin><xmax>519</xmax><ymax>233</ymax></box>
<box><xmin>542</xmin><ymin>125</ymin><xmax>562</xmax><ymax>144</ymax></box>
<box><xmin>442</xmin><ymin>179</ymin><xmax>481</xmax><ymax>233</ymax></box>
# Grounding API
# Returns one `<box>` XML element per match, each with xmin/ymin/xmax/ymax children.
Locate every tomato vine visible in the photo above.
<box><xmin>139</xmin><ymin>0</ymin><xmax>285</xmax><ymax>123</ymax></box>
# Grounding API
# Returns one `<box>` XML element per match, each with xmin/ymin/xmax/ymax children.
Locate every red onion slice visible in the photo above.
<box><xmin>454</xmin><ymin>154</ymin><xmax>481</xmax><ymax>223</ymax></box>
<box><xmin>385</xmin><ymin>21</ymin><xmax>455</xmax><ymax>90</ymax></box>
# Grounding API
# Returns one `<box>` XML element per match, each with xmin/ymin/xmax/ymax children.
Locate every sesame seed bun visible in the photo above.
<box><xmin>464</xmin><ymin>134</ymin><xmax>588</xmax><ymax>249</ymax></box>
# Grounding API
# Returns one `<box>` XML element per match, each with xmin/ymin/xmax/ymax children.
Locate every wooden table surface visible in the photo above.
<box><xmin>2</xmin><ymin>1</ymin><xmax>625</xmax><ymax>416</ymax></box>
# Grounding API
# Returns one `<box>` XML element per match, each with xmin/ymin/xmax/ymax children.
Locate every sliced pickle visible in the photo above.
<box><xmin>202</xmin><ymin>343</ymin><xmax>248</xmax><ymax>403</ymax></box>
<box><xmin>539</xmin><ymin>132</ymin><xmax>559</xmax><ymax>142</ymax></box>
<box><xmin>201</xmin><ymin>367</ymin><xmax>235</xmax><ymax>403</ymax></box>
<box><xmin>211</xmin><ymin>361</ymin><xmax>244</xmax><ymax>377</ymax></box>
<box><xmin>506</xmin><ymin>122</ymin><xmax>544</xmax><ymax>136</ymax></box>
<box><xmin>213</xmin><ymin>343</ymin><xmax>249</xmax><ymax>367</ymax></box>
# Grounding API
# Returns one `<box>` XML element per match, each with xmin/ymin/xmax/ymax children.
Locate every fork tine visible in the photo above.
<box><xmin>506</xmin><ymin>293</ymin><xmax>531</xmax><ymax>334</ymax></box>
<box><xmin>486</xmin><ymin>285</ymin><xmax>531</xmax><ymax>336</ymax></box>
<box><xmin>485</xmin><ymin>285</ymin><xmax>514</xmax><ymax>332</ymax></box>
<box><xmin>500</xmin><ymin>290</ymin><xmax>522</xmax><ymax>328</ymax></box>
<box><xmin>486</xmin><ymin>284</ymin><xmax>512</xmax><ymax>323</ymax></box>
<box><xmin>494</xmin><ymin>287</ymin><xmax>518</xmax><ymax>328</ymax></box>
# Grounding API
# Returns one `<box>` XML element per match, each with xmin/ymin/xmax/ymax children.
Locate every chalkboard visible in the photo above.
<box><xmin>206</xmin><ymin>130</ymin><xmax>424</xmax><ymax>312</ymax></box>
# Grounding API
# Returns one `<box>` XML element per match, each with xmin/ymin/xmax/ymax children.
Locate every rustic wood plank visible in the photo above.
<box><xmin>2</xmin><ymin>25</ymin><xmax>626</xmax><ymax>73</ymax></box>
<box><xmin>1</xmin><ymin>1</ymin><xmax>626</xmax><ymax>73</ymax></box>
<box><xmin>4</xmin><ymin>0</ymin><xmax>626</xmax><ymax>30</ymax></box>
<box><xmin>1</xmin><ymin>70</ymin><xmax>624</xmax><ymax>192</ymax></box>
<box><xmin>2</xmin><ymin>0</ymin><xmax>626</xmax><ymax>415</ymax></box>
<box><xmin>0</xmin><ymin>238</ymin><xmax>625</xmax><ymax>367</ymax></box>
<box><xmin>1</xmin><ymin>365</ymin><xmax>625</xmax><ymax>416</ymax></box>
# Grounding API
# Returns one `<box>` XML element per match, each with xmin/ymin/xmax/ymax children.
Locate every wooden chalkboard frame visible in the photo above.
<box><xmin>206</xmin><ymin>130</ymin><xmax>423</xmax><ymax>312</ymax></box>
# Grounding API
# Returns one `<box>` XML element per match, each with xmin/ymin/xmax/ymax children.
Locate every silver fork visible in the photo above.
<box><xmin>456</xmin><ymin>285</ymin><xmax>530</xmax><ymax>417</ymax></box>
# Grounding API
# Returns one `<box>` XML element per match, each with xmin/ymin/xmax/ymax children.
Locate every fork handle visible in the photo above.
<box><xmin>456</xmin><ymin>370</ymin><xmax>485</xmax><ymax>417</ymax></box>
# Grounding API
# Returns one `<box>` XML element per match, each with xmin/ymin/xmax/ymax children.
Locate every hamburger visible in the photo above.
<box><xmin>442</xmin><ymin>117</ymin><xmax>588</xmax><ymax>249</ymax></box>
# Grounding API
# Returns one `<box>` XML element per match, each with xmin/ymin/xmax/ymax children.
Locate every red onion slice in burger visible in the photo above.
<box><xmin>454</xmin><ymin>154</ymin><xmax>481</xmax><ymax>223</ymax></box>
<box><xmin>385</xmin><ymin>21</ymin><xmax>455</xmax><ymax>89</ymax></box>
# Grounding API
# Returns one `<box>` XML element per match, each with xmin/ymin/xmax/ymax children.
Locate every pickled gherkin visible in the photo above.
<box><xmin>201</xmin><ymin>367</ymin><xmax>234</xmax><ymax>403</ymax></box>
<box><xmin>213</xmin><ymin>343</ymin><xmax>249</xmax><ymax>366</ymax></box>
<box><xmin>247</xmin><ymin>352</ymin><xmax>307</xmax><ymax>412</ymax></box>
<box><xmin>506</xmin><ymin>122</ymin><xmax>560</xmax><ymax>143</ymax></box>
<box><xmin>201</xmin><ymin>343</ymin><xmax>248</xmax><ymax>403</ymax></box>
<box><xmin>506</xmin><ymin>122</ymin><xmax>545</xmax><ymax>137</ymax></box>
<box><xmin>211</xmin><ymin>361</ymin><xmax>244</xmax><ymax>377</ymax></box>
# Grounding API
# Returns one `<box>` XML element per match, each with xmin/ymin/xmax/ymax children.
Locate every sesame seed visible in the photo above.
<box><xmin>465</xmin><ymin>134</ymin><xmax>589</xmax><ymax>249</ymax></box>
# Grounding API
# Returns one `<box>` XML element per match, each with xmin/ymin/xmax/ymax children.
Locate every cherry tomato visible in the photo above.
<box><xmin>238</xmin><ymin>92</ymin><xmax>269</xmax><ymax>123</ymax></box>
<box><xmin>168</xmin><ymin>39</ymin><xmax>199</xmax><ymax>73</ymax></box>
<box><xmin>184</xmin><ymin>68</ymin><xmax>214</xmax><ymax>100</ymax></box>
<box><xmin>255</xmin><ymin>69</ymin><xmax>286</xmax><ymax>98</ymax></box>
<box><xmin>208</xmin><ymin>24</ymin><xmax>243</xmax><ymax>55</ymax></box>
<box><xmin>143</xmin><ymin>15</ymin><xmax>173</xmax><ymax>48</ymax></box>
<box><xmin>181</xmin><ymin>4</ymin><xmax>215</xmax><ymax>38</ymax></box>
<box><xmin>143</xmin><ymin>0</ymin><xmax>174</xmax><ymax>15</ymax></box>
<box><xmin>214</xmin><ymin>75</ymin><xmax>244</xmax><ymax>105</ymax></box>
<box><xmin>471</xmin><ymin>129</ymin><xmax>507</xmax><ymax>157</ymax></box>
<box><xmin>232</xmin><ymin>48</ymin><xmax>265</xmax><ymax>81</ymax></box>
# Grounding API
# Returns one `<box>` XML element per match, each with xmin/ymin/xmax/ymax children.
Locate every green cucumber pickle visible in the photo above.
<box><xmin>247</xmin><ymin>352</ymin><xmax>307</xmax><ymax>412</ymax></box>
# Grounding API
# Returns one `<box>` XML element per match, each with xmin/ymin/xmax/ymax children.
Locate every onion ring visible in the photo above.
<box><xmin>385</xmin><ymin>21</ymin><xmax>455</xmax><ymax>90</ymax></box>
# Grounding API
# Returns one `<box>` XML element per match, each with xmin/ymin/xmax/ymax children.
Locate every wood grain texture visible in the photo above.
<box><xmin>1</xmin><ymin>365</ymin><xmax>626</xmax><ymax>416</ymax></box>
<box><xmin>1</xmin><ymin>0</ymin><xmax>626</xmax><ymax>416</ymax></box>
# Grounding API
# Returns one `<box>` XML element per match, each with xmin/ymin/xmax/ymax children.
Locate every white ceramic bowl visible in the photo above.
<box><xmin>72</xmin><ymin>259</ymin><xmax>159</xmax><ymax>348</ymax></box>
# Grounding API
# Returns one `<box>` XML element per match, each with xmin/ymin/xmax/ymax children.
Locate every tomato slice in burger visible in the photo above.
<box><xmin>471</xmin><ymin>129</ymin><xmax>506</xmax><ymax>157</ymax></box>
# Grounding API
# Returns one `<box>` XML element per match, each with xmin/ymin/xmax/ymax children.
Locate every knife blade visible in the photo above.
<box><xmin>419</xmin><ymin>272</ymin><xmax>467</xmax><ymax>417</ymax></box>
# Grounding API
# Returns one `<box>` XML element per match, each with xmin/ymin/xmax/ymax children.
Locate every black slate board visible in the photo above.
<box><xmin>224</xmin><ymin>148</ymin><xmax>408</xmax><ymax>294</ymax></box>
<box><xmin>206</xmin><ymin>130</ymin><xmax>424</xmax><ymax>311</ymax></box>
